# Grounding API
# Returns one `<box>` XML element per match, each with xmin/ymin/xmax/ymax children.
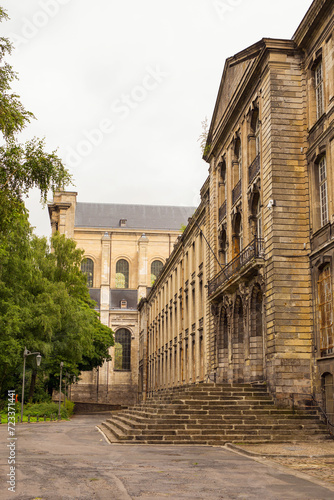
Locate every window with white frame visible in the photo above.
<box><xmin>315</xmin><ymin>62</ymin><xmax>324</xmax><ymax>120</ymax></box>
<box><xmin>319</xmin><ymin>156</ymin><xmax>328</xmax><ymax>226</ymax></box>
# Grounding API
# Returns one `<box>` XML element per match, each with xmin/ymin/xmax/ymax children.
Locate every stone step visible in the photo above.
<box><xmin>107</xmin><ymin>417</ymin><xmax>326</xmax><ymax>434</ymax></box>
<box><xmin>101</xmin><ymin>383</ymin><xmax>328</xmax><ymax>444</ymax></box>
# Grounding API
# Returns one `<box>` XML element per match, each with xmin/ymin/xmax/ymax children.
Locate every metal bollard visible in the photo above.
<box><xmin>36</xmin><ymin>415</ymin><xmax>39</xmax><ymax>422</ymax></box>
<box><xmin>28</xmin><ymin>415</ymin><xmax>30</xmax><ymax>423</ymax></box>
<box><xmin>44</xmin><ymin>415</ymin><xmax>46</xmax><ymax>421</ymax></box>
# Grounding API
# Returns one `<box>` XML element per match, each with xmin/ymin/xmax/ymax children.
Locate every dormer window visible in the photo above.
<box><xmin>119</xmin><ymin>219</ymin><xmax>127</xmax><ymax>227</ymax></box>
<box><xmin>120</xmin><ymin>300</ymin><xmax>128</xmax><ymax>309</ymax></box>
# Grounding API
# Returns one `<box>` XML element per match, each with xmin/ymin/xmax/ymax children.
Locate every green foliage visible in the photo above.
<box><xmin>23</xmin><ymin>402</ymin><xmax>69</xmax><ymax>419</ymax></box>
<box><xmin>0</xmin><ymin>401</ymin><xmax>71</xmax><ymax>421</ymax></box>
<box><xmin>65</xmin><ymin>399</ymin><xmax>75</xmax><ymax>417</ymax></box>
<box><xmin>197</xmin><ymin>116</ymin><xmax>209</xmax><ymax>155</ymax></box>
<box><xmin>0</xmin><ymin>10</ymin><xmax>113</xmax><ymax>402</ymax></box>
<box><xmin>0</xmin><ymin>226</ymin><xmax>114</xmax><ymax>398</ymax></box>
<box><xmin>0</xmin><ymin>8</ymin><xmax>72</xmax><ymax>238</ymax></box>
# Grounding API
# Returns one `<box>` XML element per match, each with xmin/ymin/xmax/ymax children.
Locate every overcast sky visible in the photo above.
<box><xmin>1</xmin><ymin>0</ymin><xmax>313</xmax><ymax>238</ymax></box>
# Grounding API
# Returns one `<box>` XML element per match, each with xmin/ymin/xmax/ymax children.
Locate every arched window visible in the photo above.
<box><xmin>116</xmin><ymin>259</ymin><xmax>129</xmax><ymax>288</ymax></box>
<box><xmin>151</xmin><ymin>260</ymin><xmax>163</xmax><ymax>285</ymax></box>
<box><xmin>81</xmin><ymin>258</ymin><xmax>94</xmax><ymax>287</ymax></box>
<box><xmin>114</xmin><ymin>328</ymin><xmax>131</xmax><ymax>370</ymax></box>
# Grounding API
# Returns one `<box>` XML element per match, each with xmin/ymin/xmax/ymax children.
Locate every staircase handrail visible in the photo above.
<box><xmin>290</xmin><ymin>392</ymin><xmax>334</xmax><ymax>436</ymax></box>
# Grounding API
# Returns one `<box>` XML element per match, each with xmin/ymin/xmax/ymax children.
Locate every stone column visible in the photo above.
<box><xmin>100</xmin><ymin>232</ymin><xmax>111</xmax><ymax>327</ymax></box>
<box><xmin>138</xmin><ymin>233</ymin><xmax>149</xmax><ymax>301</ymax></box>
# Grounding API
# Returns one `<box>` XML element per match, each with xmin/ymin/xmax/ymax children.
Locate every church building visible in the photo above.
<box><xmin>48</xmin><ymin>191</ymin><xmax>195</xmax><ymax>405</ymax></box>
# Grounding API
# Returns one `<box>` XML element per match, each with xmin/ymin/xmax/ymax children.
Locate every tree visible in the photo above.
<box><xmin>197</xmin><ymin>116</ymin><xmax>209</xmax><ymax>154</ymax></box>
<box><xmin>0</xmin><ymin>7</ymin><xmax>71</xmax><ymax>238</ymax></box>
<box><xmin>0</xmin><ymin>8</ymin><xmax>113</xmax><ymax>400</ymax></box>
<box><xmin>0</xmin><ymin>229</ymin><xmax>114</xmax><ymax>399</ymax></box>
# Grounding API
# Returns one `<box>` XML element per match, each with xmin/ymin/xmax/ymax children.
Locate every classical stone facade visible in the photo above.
<box><xmin>48</xmin><ymin>191</ymin><xmax>194</xmax><ymax>406</ymax></box>
<box><xmin>138</xmin><ymin>0</ymin><xmax>334</xmax><ymax>413</ymax></box>
<box><xmin>296</xmin><ymin>0</ymin><xmax>334</xmax><ymax>420</ymax></box>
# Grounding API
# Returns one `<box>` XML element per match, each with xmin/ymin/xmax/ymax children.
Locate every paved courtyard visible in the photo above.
<box><xmin>1</xmin><ymin>413</ymin><xmax>334</xmax><ymax>500</ymax></box>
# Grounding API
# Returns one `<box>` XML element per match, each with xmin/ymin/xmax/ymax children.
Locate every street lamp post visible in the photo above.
<box><xmin>64</xmin><ymin>372</ymin><xmax>69</xmax><ymax>407</ymax></box>
<box><xmin>58</xmin><ymin>362</ymin><xmax>64</xmax><ymax>420</ymax></box>
<box><xmin>21</xmin><ymin>347</ymin><xmax>42</xmax><ymax>423</ymax></box>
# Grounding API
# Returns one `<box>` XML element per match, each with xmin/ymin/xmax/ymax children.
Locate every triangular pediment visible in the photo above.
<box><xmin>207</xmin><ymin>40</ymin><xmax>265</xmax><ymax>152</ymax></box>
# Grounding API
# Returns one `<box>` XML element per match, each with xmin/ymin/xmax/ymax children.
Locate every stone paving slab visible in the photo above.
<box><xmin>226</xmin><ymin>441</ymin><xmax>334</xmax><ymax>486</ymax></box>
<box><xmin>1</xmin><ymin>415</ymin><xmax>334</xmax><ymax>500</ymax></box>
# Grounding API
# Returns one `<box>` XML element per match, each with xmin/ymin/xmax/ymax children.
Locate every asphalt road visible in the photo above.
<box><xmin>1</xmin><ymin>413</ymin><xmax>334</xmax><ymax>500</ymax></box>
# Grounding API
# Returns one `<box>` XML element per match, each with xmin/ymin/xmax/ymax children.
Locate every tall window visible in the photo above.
<box><xmin>319</xmin><ymin>156</ymin><xmax>328</xmax><ymax>226</ymax></box>
<box><xmin>116</xmin><ymin>259</ymin><xmax>129</xmax><ymax>288</ymax></box>
<box><xmin>151</xmin><ymin>260</ymin><xmax>163</xmax><ymax>285</ymax></box>
<box><xmin>114</xmin><ymin>328</ymin><xmax>131</xmax><ymax>370</ymax></box>
<box><xmin>318</xmin><ymin>265</ymin><xmax>333</xmax><ymax>357</ymax></box>
<box><xmin>81</xmin><ymin>258</ymin><xmax>94</xmax><ymax>287</ymax></box>
<box><xmin>255</xmin><ymin>114</ymin><xmax>260</xmax><ymax>156</ymax></box>
<box><xmin>232</xmin><ymin>212</ymin><xmax>242</xmax><ymax>260</ymax></box>
<box><xmin>315</xmin><ymin>62</ymin><xmax>324</xmax><ymax>120</ymax></box>
<box><xmin>256</xmin><ymin>196</ymin><xmax>262</xmax><ymax>239</ymax></box>
<box><xmin>234</xmin><ymin>138</ymin><xmax>242</xmax><ymax>183</ymax></box>
<box><xmin>218</xmin><ymin>228</ymin><xmax>227</xmax><ymax>265</ymax></box>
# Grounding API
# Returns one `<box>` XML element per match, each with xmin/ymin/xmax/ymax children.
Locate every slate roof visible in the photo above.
<box><xmin>75</xmin><ymin>203</ymin><xmax>195</xmax><ymax>231</ymax></box>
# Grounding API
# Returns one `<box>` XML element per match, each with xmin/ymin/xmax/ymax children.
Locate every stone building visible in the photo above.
<box><xmin>138</xmin><ymin>0</ymin><xmax>334</xmax><ymax>413</ymax></box>
<box><xmin>48</xmin><ymin>191</ymin><xmax>194</xmax><ymax>405</ymax></box>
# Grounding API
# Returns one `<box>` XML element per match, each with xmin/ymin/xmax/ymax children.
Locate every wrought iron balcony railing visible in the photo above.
<box><xmin>208</xmin><ymin>238</ymin><xmax>264</xmax><ymax>296</ymax></box>
<box><xmin>248</xmin><ymin>154</ymin><xmax>260</xmax><ymax>184</ymax></box>
<box><xmin>232</xmin><ymin>179</ymin><xmax>242</xmax><ymax>205</ymax></box>
<box><xmin>218</xmin><ymin>200</ymin><xmax>227</xmax><ymax>222</ymax></box>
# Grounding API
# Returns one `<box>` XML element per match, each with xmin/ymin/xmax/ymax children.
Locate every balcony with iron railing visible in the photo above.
<box><xmin>248</xmin><ymin>154</ymin><xmax>260</xmax><ymax>184</ymax></box>
<box><xmin>218</xmin><ymin>200</ymin><xmax>226</xmax><ymax>222</ymax></box>
<box><xmin>232</xmin><ymin>179</ymin><xmax>241</xmax><ymax>205</ymax></box>
<box><xmin>208</xmin><ymin>238</ymin><xmax>264</xmax><ymax>297</ymax></box>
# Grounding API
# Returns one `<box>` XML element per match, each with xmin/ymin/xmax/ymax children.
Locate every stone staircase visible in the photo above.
<box><xmin>98</xmin><ymin>383</ymin><xmax>330</xmax><ymax>445</ymax></box>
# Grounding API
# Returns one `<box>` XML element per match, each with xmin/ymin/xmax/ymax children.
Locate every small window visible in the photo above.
<box><xmin>315</xmin><ymin>62</ymin><xmax>324</xmax><ymax>120</ymax></box>
<box><xmin>120</xmin><ymin>300</ymin><xmax>127</xmax><ymax>309</ymax></box>
<box><xmin>116</xmin><ymin>259</ymin><xmax>129</xmax><ymax>288</ymax></box>
<box><xmin>81</xmin><ymin>258</ymin><xmax>94</xmax><ymax>287</ymax></box>
<box><xmin>151</xmin><ymin>260</ymin><xmax>163</xmax><ymax>285</ymax></box>
<box><xmin>114</xmin><ymin>328</ymin><xmax>131</xmax><ymax>370</ymax></box>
